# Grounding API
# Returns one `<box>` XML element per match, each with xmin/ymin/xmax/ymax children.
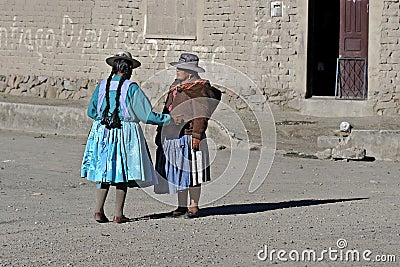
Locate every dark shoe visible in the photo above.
<box><xmin>168</xmin><ymin>207</ymin><xmax>188</xmax><ymax>218</ymax></box>
<box><xmin>113</xmin><ymin>215</ymin><xmax>130</xmax><ymax>224</ymax></box>
<box><xmin>94</xmin><ymin>212</ymin><xmax>109</xmax><ymax>223</ymax></box>
<box><xmin>184</xmin><ymin>209</ymin><xmax>200</xmax><ymax>219</ymax></box>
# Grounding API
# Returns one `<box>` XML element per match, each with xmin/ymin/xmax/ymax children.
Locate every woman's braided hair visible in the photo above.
<box><xmin>100</xmin><ymin>59</ymin><xmax>133</xmax><ymax>129</ymax></box>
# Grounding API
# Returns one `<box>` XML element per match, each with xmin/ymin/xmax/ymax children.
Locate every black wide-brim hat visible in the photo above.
<box><xmin>106</xmin><ymin>51</ymin><xmax>141</xmax><ymax>69</ymax></box>
<box><xmin>170</xmin><ymin>53</ymin><xmax>205</xmax><ymax>73</ymax></box>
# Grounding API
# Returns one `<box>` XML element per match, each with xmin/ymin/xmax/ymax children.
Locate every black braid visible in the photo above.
<box><xmin>102</xmin><ymin>59</ymin><xmax>133</xmax><ymax>129</ymax></box>
<box><xmin>100</xmin><ymin>71</ymin><xmax>115</xmax><ymax>129</ymax></box>
<box><xmin>109</xmin><ymin>75</ymin><xmax>125</xmax><ymax>129</ymax></box>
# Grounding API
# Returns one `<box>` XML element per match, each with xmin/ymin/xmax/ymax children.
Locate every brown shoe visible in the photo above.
<box><xmin>168</xmin><ymin>207</ymin><xmax>188</xmax><ymax>218</ymax></box>
<box><xmin>184</xmin><ymin>206</ymin><xmax>200</xmax><ymax>219</ymax></box>
<box><xmin>184</xmin><ymin>210</ymin><xmax>200</xmax><ymax>219</ymax></box>
<box><xmin>94</xmin><ymin>212</ymin><xmax>109</xmax><ymax>223</ymax></box>
<box><xmin>113</xmin><ymin>215</ymin><xmax>130</xmax><ymax>224</ymax></box>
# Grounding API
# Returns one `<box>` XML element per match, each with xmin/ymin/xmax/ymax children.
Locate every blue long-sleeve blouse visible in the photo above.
<box><xmin>87</xmin><ymin>75</ymin><xmax>171</xmax><ymax>125</ymax></box>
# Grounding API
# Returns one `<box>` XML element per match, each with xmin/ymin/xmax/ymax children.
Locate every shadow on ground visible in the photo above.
<box><xmin>131</xmin><ymin>197</ymin><xmax>368</xmax><ymax>221</ymax></box>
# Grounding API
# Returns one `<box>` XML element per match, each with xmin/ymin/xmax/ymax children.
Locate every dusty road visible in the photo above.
<box><xmin>0</xmin><ymin>127</ymin><xmax>399</xmax><ymax>266</ymax></box>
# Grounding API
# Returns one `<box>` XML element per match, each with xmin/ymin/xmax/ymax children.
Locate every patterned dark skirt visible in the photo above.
<box><xmin>154</xmin><ymin>134</ymin><xmax>210</xmax><ymax>194</ymax></box>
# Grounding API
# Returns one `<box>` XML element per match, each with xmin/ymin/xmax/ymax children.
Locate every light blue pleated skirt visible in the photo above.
<box><xmin>81</xmin><ymin>120</ymin><xmax>157</xmax><ymax>188</ymax></box>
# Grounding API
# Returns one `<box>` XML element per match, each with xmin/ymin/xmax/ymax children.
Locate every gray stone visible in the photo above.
<box><xmin>76</xmin><ymin>79</ymin><xmax>82</xmax><ymax>89</ymax></box>
<box><xmin>332</xmin><ymin>147</ymin><xmax>366</xmax><ymax>160</ymax></box>
<box><xmin>234</xmin><ymin>98</ymin><xmax>248</xmax><ymax>110</ymax></box>
<box><xmin>316</xmin><ymin>148</ymin><xmax>332</xmax><ymax>160</ymax></box>
<box><xmin>7</xmin><ymin>75</ymin><xmax>15</xmax><ymax>88</ymax></box>
<box><xmin>287</xmin><ymin>98</ymin><xmax>301</xmax><ymax>111</ymax></box>
<box><xmin>14</xmin><ymin>76</ymin><xmax>23</xmax><ymax>89</ymax></box>
<box><xmin>77</xmin><ymin>88</ymin><xmax>88</xmax><ymax>99</ymax></box>
<box><xmin>29</xmin><ymin>87</ymin><xmax>37</xmax><ymax>96</ymax></box>
<box><xmin>9</xmin><ymin>89</ymin><xmax>22</xmax><ymax>96</ymax></box>
<box><xmin>0</xmin><ymin>81</ymin><xmax>7</xmax><ymax>92</ymax></box>
<box><xmin>250</xmin><ymin>144</ymin><xmax>261</xmax><ymax>151</ymax></box>
<box><xmin>46</xmin><ymin>86</ymin><xmax>58</xmax><ymax>99</ymax></box>
<box><xmin>375</xmin><ymin>101</ymin><xmax>397</xmax><ymax>111</ymax></box>
<box><xmin>267</xmin><ymin>101</ymin><xmax>280</xmax><ymax>111</ymax></box>
<box><xmin>72</xmin><ymin>92</ymin><xmax>80</xmax><ymax>100</ymax></box>
<box><xmin>22</xmin><ymin>75</ymin><xmax>30</xmax><ymax>83</ymax></box>
<box><xmin>63</xmin><ymin>80</ymin><xmax>76</xmax><ymax>91</ymax></box>
<box><xmin>247</xmin><ymin>94</ymin><xmax>267</xmax><ymax>104</ymax></box>
<box><xmin>59</xmin><ymin>90</ymin><xmax>73</xmax><ymax>100</ymax></box>
<box><xmin>27</xmin><ymin>82</ymin><xmax>35</xmax><ymax>89</ymax></box>
<box><xmin>19</xmin><ymin>84</ymin><xmax>29</xmax><ymax>93</ymax></box>
<box><xmin>252</xmin><ymin>103</ymin><xmax>264</xmax><ymax>112</ymax></box>
<box><xmin>268</xmin><ymin>95</ymin><xmax>286</xmax><ymax>102</ymax></box>
<box><xmin>80</xmin><ymin>79</ymin><xmax>89</xmax><ymax>89</ymax></box>
<box><xmin>378</xmin><ymin>92</ymin><xmax>393</xmax><ymax>102</ymax></box>
<box><xmin>87</xmin><ymin>82</ymin><xmax>97</xmax><ymax>95</ymax></box>
<box><xmin>379</xmin><ymin>108</ymin><xmax>398</xmax><ymax>116</ymax></box>
<box><xmin>240</xmin><ymin>86</ymin><xmax>256</xmax><ymax>96</ymax></box>
<box><xmin>27</xmin><ymin>75</ymin><xmax>36</xmax><ymax>85</ymax></box>
<box><xmin>38</xmin><ymin>76</ymin><xmax>48</xmax><ymax>84</ymax></box>
<box><xmin>317</xmin><ymin>136</ymin><xmax>341</xmax><ymax>148</ymax></box>
<box><xmin>27</xmin><ymin>76</ymin><xmax>38</xmax><ymax>89</ymax></box>
<box><xmin>37</xmin><ymin>84</ymin><xmax>47</xmax><ymax>98</ymax></box>
<box><xmin>49</xmin><ymin>78</ymin><xmax>56</xmax><ymax>86</ymax></box>
<box><xmin>56</xmin><ymin>79</ymin><xmax>64</xmax><ymax>91</ymax></box>
<box><xmin>269</xmin><ymin>90</ymin><xmax>280</xmax><ymax>97</ymax></box>
<box><xmin>217</xmin><ymin>145</ymin><xmax>227</xmax><ymax>150</ymax></box>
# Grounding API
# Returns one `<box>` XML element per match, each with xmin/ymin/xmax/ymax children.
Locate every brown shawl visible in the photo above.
<box><xmin>160</xmin><ymin>79</ymin><xmax>221</xmax><ymax>140</ymax></box>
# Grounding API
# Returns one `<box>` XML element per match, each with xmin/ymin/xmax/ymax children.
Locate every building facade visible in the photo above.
<box><xmin>0</xmin><ymin>0</ymin><xmax>398</xmax><ymax>115</ymax></box>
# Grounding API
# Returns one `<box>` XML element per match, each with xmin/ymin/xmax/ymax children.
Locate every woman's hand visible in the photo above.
<box><xmin>171</xmin><ymin>114</ymin><xmax>184</xmax><ymax>124</ymax></box>
<box><xmin>192</xmin><ymin>137</ymin><xmax>201</xmax><ymax>151</ymax></box>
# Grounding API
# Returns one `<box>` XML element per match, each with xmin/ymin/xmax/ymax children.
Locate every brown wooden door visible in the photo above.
<box><xmin>339</xmin><ymin>0</ymin><xmax>369</xmax><ymax>58</ymax></box>
<box><xmin>337</xmin><ymin>0</ymin><xmax>369</xmax><ymax>99</ymax></box>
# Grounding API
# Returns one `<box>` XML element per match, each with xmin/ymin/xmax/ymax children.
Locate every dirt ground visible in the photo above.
<box><xmin>0</xmin><ymin>106</ymin><xmax>399</xmax><ymax>266</ymax></box>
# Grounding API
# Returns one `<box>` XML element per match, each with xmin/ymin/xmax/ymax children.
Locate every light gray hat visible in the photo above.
<box><xmin>106</xmin><ymin>51</ymin><xmax>141</xmax><ymax>69</ymax></box>
<box><xmin>169</xmin><ymin>53</ymin><xmax>205</xmax><ymax>73</ymax></box>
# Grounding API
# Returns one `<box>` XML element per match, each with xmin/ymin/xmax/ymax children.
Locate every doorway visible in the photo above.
<box><xmin>306</xmin><ymin>0</ymin><xmax>340</xmax><ymax>97</ymax></box>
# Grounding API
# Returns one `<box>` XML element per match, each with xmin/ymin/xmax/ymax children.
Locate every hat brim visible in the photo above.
<box><xmin>106</xmin><ymin>56</ymin><xmax>141</xmax><ymax>69</ymax></box>
<box><xmin>170</xmin><ymin>62</ymin><xmax>205</xmax><ymax>73</ymax></box>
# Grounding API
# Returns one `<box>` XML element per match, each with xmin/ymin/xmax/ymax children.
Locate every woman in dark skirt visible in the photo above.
<box><xmin>154</xmin><ymin>53</ymin><xmax>220</xmax><ymax>218</ymax></box>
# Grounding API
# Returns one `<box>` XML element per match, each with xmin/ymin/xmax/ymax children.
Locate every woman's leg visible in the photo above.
<box><xmin>169</xmin><ymin>189</ymin><xmax>188</xmax><ymax>217</ymax></box>
<box><xmin>177</xmin><ymin>189</ymin><xmax>189</xmax><ymax>209</ymax></box>
<box><xmin>188</xmin><ymin>184</ymin><xmax>201</xmax><ymax>213</ymax></box>
<box><xmin>95</xmin><ymin>183</ymin><xmax>110</xmax><ymax>214</ymax></box>
<box><xmin>114</xmin><ymin>183</ymin><xmax>128</xmax><ymax>218</ymax></box>
<box><xmin>94</xmin><ymin>183</ymin><xmax>110</xmax><ymax>222</ymax></box>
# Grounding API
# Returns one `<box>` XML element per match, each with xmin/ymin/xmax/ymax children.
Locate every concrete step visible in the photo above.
<box><xmin>350</xmin><ymin>130</ymin><xmax>400</xmax><ymax>161</ymax></box>
<box><xmin>0</xmin><ymin>101</ymin><xmax>91</xmax><ymax>136</ymax></box>
<box><xmin>301</xmin><ymin>97</ymin><xmax>374</xmax><ymax>117</ymax></box>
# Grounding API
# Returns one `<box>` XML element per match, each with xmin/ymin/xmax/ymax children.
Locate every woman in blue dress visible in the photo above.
<box><xmin>81</xmin><ymin>51</ymin><xmax>177</xmax><ymax>223</ymax></box>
